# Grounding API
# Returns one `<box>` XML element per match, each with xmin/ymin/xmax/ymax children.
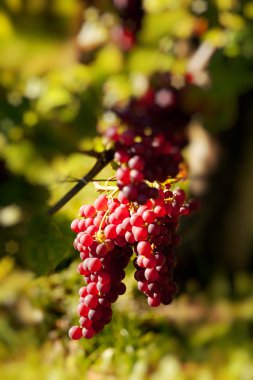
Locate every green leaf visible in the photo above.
<box><xmin>22</xmin><ymin>215</ymin><xmax>73</xmax><ymax>275</ymax></box>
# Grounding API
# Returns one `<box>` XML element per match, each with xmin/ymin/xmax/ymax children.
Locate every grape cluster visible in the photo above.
<box><xmin>112</xmin><ymin>0</ymin><xmax>143</xmax><ymax>51</ymax></box>
<box><xmin>69</xmin><ymin>187</ymin><xmax>191</xmax><ymax>340</ymax></box>
<box><xmin>105</xmin><ymin>75</ymin><xmax>190</xmax><ymax>203</ymax></box>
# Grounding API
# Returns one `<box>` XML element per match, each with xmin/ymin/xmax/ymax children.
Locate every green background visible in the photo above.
<box><xmin>1</xmin><ymin>1</ymin><xmax>253</xmax><ymax>379</ymax></box>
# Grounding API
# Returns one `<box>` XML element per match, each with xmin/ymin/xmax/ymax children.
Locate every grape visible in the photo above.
<box><xmin>117</xmin><ymin>282</ymin><xmax>127</xmax><ymax>295</ymax></box>
<box><xmin>104</xmin><ymin>224</ymin><xmax>117</xmax><ymax>239</ymax></box>
<box><xmin>130</xmin><ymin>214</ymin><xmax>143</xmax><ymax>226</ymax></box>
<box><xmin>71</xmin><ymin>219</ymin><xmax>79</xmax><ymax>233</ymax></box>
<box><xmin>77</xmin><ymin>303</ymin><xmax>89</xmax><ymax>317</ymax></box>
<box><xmin>173</xmin><ymin>188</ymin><xmax>186</xmax><ymax>204</ymax></box>
<box><xmin>142</xmin><ymin>210</ymin><xmax>156</xmax><ymax>223</ymax></box>
<box><xmin>128</xmin><ymin>155</ymin><xmax>145</xmax><ymax>170</ymax></box>
<box><xmin>114</xmin><ymin>236</ymin><xmax>127</xmax><ymax>247</ymax></box>
<box><xmin>115</xmin><ymin>205</ymin><xmax>129</xmax><ymax>220</ymax></box>
<box><xmin>98</xmin><ymin>272</ymin><xmax>111</xmax><ymax>284</ymax></box>
<box><xmin>130</xmin><ymin>169</ymin><xmax>144</xmax><ymax>182</ymax></box>
<box><xmin>108</xmin><ymin>214</ymin><xmax>120</xmax><ymax>225</ymax></box>
<box><xmin>142</xmin><ymin>256</ymin><xmax>157</xmax><ymax>269</ymax></box>
<box><xmin>79</xmin><ymin>287</ymin><xmax>88</xmax><ymax>297</ymax></box>
<box><xmin>116</xmin><ymin>224</ymin><xmax>125</xmax><ymax>236</ymax></box>
<box><xmin>79</xmin><ymin>233</ymin><xmax>93</xmax><ymax>247</ymax></box>
<box><xmin>138</xmin><ymin>281</ymin><xmax>148</xmax><ymax>293</ymax></box>
<box><xmin>136</xmin><ymin>241</ymin><xmax>152</xmax><ymax>256</ymax></box>
<box><xmin>86</xmin><ymin>226</ymin><xmax>98</xmax><ymax>236</ymax></box>
<box><xmin>94</xmin><ymin>194</ymin><xmax>108</xmax><ymax>211</ymax></box>
<box><xmin>79</xmin><ymin>317</ymin><xmax>92</xmax><ymax>328</ymax></box>
<box><xmin>96</xmin><ymin>243</ymin><xmax>108</xmax><ymax>257</ymax></box>
<box><xmin>122</xmin><ymin>217</ymin><xmax>131</xmax><ymax>230</ymax></box>
<box><xmin>69</xmin><ymin>326</ymin><xmax>82</xmax><ymax>340</ymax></box>
<box><xmin>154</xmin><ymin>205</ymin><xmax>166</xmax><ymax>217</ymax></box>
<box><xmin>125</xmin><ymin>231</ymin><xmax>135</xmax><ymax>243</ymax></box>
<box><xmin>116</xmin><ymin>167</ymin><xmax>130</xmax><ymax>184</ymax></box>
<box><xmin>82</xmin><ymin>205</ymin><xmax>96</xmax><ymax>218</ymax></box>
<box><xmin>77</xmin><ymin>263</ymin><xmax>87</xmax><ymax>275</ymax></box>
<box><xmin>148</xmin><ymin>223</ymin><xmax>160</xmax><ymax>235</ymax></box>
<box><xmin>114</xmin><ymin>150</ymin><xmax>129</xmax><ymax>163</ymax></box>
<box><xmin>144</xmin><ymin>268</ymin><xmax>159</xmax><ymax>282</ymax></box>
<box><xmin>87</xmin><ymin>258</ymin><xmax>102</xmax><ymax>272</ymax></box>
<box><xmin>82</xmin><ymin>327</ymin><xmax>95</xmax><ymax>339</ymax></box>
<box><xmin>120</xmin><ymin>130</ymin><xmax>135</xmax><ymax>145</ymax></box>
<box><xmin>87</xmin><ymin>282</ymin><xmax>99</xmax><ymax>295</ymax></box>
<box><xmin>148</xmin><ymin>295</ymin><xmax>161</xmax><ymax>308</ymax></box>
<box><xmin>84</xmin><ymin>295</ymin><xmax>98</xmax><ymax>309</ymax></box>
<box><xmin>97</xmin><ymin>282</ymin><xmax>110</xmax><ymax>293</ymax></box>
<box><xmin>88</xmin><ymin>308</ymin><xmax>102</xmax><ymax>322</ymax></box>
<box><xmin>122</xmin><ymin>185</ymin><xmax>138</xmax><ymax>201</ymax></box>
<box><xmin>132</xmin><ymin>226</ymin><xmax>148</xmax><ymax>241</ymax></box>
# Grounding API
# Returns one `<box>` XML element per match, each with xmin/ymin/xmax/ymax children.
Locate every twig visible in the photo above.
<box><xmin>48</xmin><ymin>149</ymin><xmax>114</xmax><ymax>215</ymax></box>
<box><xmin>92</xmin><ymin>179</ymin><xmax>117</xmax><ymax>182</ymax></box>
<box><xmin>76</xmin><ymin>149</ymin><xmax>104</xmax><ymax>158</ymax></box>
<box><xmin>57</xmin><ymin>176</ymin><xmax>83</xmax><ymax>184</ymax></box>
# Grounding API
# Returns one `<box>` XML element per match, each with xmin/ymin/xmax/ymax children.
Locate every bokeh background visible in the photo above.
<box><xmin>1</xmin><ymin>0</ymin><xmax>253</xmax><ymax>379</ymax></box>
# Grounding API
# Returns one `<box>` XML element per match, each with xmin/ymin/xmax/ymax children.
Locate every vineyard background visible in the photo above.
<box><xmin>1</xmin><ymin>0</ymin><xmax>253</xmax><ymax>379</ymax></box>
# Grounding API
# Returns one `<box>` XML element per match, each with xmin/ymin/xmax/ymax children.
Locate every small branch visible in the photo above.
<box><xmin>48</xmin><ymin>149</ymin><xmax>114</xmax><ymax>215</ymax></box>
<box><xmin>76</xmin><ymin>149</ymin><xmax>103</xmax><ymax>158</ymax></box>
<box><xmin>57</xmin><ymin>176</ymin><xmax>82</xmax><ymax>184</ymax></box>
<box><xmin>92</xmin><ymin>179</ymin><xmax>117</xmax><ymax>182</ymax></box>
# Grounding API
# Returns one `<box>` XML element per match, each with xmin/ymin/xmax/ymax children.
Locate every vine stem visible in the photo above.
<box><xmin>48</xmin><ymin>149</ymin><xmax>114</xmax><ymax>216</ymax></box>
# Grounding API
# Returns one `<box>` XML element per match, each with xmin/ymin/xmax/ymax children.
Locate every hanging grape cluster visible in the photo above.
<box><xmin>68</xmin><ymin>72</ymin><xmax>194</xmax><ymax>340</ymax></box>
<box><xmin>69</xmin><ymin>186</ymin><xmax>192</xmax><ymax>340</ymax></box>
<box><xmin>67</xmin><ymin>0</ymin><xmax>195</xmax><ymax>342</ymax></box>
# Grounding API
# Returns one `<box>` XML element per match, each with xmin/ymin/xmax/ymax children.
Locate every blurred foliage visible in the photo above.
<box><xmin>1</xmin><ymin>0</ymin><xmax>253</xmax><ymax>378</ymax></box>
<box><xmin>1</xmin><ymin>0</ymin><xmax>253</xmax><ymax>271</ymax></box>
<box><xmin>1</xmin><ymin>257</ymin><xmax>253</xmax><ymax>379</ymax></box>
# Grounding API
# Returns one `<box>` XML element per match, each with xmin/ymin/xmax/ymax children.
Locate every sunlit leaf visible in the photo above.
<box><xmin>140</xmin><ymin>10</ymin><xmax>194</xmax><ymax>43</ymax></box>
<box><xmin>0</xmin><ymin>12</ymin><xmax>14</xmax><ymax>39</ymax></box>
<box><xmin>128</xmin><ymin>49</ymin><xmax>173</xmax><ymax>74</ymax></box>
<box><xmin>92</xmin><ymin>45</ymin><xmax>123</xmax><ymax>78</ymax></box>
<box><xmin>215</xmin><ymin>0</ymin><xmax>238</xmax><ymax>11</ymax></box>
<box><xmin>220</xmin><ymin>12</ymin><xmax>245</xmax><ymax>30</ymax></box>
<box><xmin>204</xmin><ymin>28</ymin><xmax>227</xmax><ymax>48</ymax></box>
<box><xmin>243</xmin><ymin>2</ymin><xmax>253</xmax><ymax>19</ymax></box>
<box><xmin>36</xmin><ymin>86</ymin><xmax>72</xmax><ymax>114</ymax></box>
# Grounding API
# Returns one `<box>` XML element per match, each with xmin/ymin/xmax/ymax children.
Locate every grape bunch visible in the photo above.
<box><xmin>69</xmin><ymin>186</ymin><xmax>191</xmax><ymax>340</ymax></box>
<box><xmin>112</xmin><ymin>0</ymin><xmax>143</xmax><ymax>51</ymax></box>
<box><xmin>105</xmin><ymin>74</ymin><xmax>190</xmax><ymax>204</ymax></box>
